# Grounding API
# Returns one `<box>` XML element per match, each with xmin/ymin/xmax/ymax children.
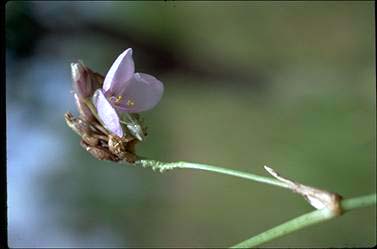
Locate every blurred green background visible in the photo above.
<box><xmin>6</xmin><ymin>1</ymin><xmax>375</xmax><ymax>247</ymax></box>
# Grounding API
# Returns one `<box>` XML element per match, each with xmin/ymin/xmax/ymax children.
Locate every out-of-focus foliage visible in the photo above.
<box><xmin>6</xmin><ymin>1</ymin><xmax>375</xmax><ymax>247</ymax></box>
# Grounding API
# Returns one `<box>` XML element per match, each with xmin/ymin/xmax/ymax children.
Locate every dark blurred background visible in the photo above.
<box><xmin>6</xmin><ymin>1</ymin><xmax>376</xmax><ymax>247</ymax></box>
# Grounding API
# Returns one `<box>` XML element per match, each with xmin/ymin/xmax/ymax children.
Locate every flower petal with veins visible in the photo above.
<box><xmin>103</xmin><ymin>48</ymin><xmax>135</xmax><ymax>94</ymax></box>
<box><xmin>92</xmin><ymin>89</ymin><xmax>123</xmax><ymax>137</ymax></box>
<box><xmin>113</xmin><ymin>73</ymin><xmax>164</xmax><ymax>113</ymax></box>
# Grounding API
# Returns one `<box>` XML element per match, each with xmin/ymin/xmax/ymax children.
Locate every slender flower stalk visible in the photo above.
<box><xmin>132</xmin><ymin>158</ymin><xmax>376</xmax><ymax>248</ymax></box>
<box><xmin>134</xmin><ymin>158</ymin><xmax>290</xmax><ymax>189</ymax></box>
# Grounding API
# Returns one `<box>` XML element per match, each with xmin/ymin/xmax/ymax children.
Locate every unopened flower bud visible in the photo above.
<box><xmin>74</xmin><ymin>93</ymin><xmax>95</xmax><ymax>121</ymax></box>
<box><xmin>71</xmin><ymin>61</ymin><xmax>102</xmax><ymax>98</ymax></box>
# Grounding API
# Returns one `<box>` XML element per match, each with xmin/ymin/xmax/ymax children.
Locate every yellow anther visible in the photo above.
<box><xmin>114</xmin><ymin>95</ymin><xmax>123</xmax><ymax>103</ymax></box>
<box><xmin>127</xmin><ymin>99</ymin><xmax>135</xmax><ymax>107</ymax></box>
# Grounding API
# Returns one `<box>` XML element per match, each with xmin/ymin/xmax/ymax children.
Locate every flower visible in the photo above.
<box><xmin>92</xmin><ymin>48</ymin><xmax>164</xmax><ymax>137</ymax></box>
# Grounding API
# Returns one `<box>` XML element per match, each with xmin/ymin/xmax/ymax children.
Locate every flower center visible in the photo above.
<box><xmin>109</xmin><ymin>95</ymin><xmax>135</xmax><ymax>107</ymax></box>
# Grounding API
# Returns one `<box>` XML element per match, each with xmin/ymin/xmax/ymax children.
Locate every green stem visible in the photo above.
<box><xmin>135</xmin><ymin>159</ymin><xmax>290</xmax><ymax>189</ymax></box>
<box><xmin>231</xmin><ymin>193</ymin><xmax>376</xmax><ymax>248</ymax></box>
<box><xmin>134</xmin><ymin>159</ymin><xmax>376</xmax><ymax>248</ymax></box>
<box><xmin>341</xmin><ymin>193</ymin><xmax>377</xmax><ymax>210</ymax></box>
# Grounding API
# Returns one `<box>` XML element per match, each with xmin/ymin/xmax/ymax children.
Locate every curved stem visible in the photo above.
<box><xmin>231</xmin><ymin>193</ymin><xmax>376</xmax><ymax>248</ymax></box>
<box><xmin>132</xmin><ymin>159</ymin><xmax>376</xmax><ymax>248</ymax></box>
<box><xmin>134</xmin><ymin>159</ymin><xmax>290</xmax><ymax>189</ymax></box>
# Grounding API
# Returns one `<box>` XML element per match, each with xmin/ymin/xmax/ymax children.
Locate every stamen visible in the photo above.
<box><xmin>114</xmin><ymin>95</ymin><xmax>123</xmax><ymax>103</ymax></box>
<box><xmin>127</xmin><ymin>99</ymin><xmax>135</xmax><ymax>107</ymax></box>
<box><xmin>110</xmin><ymin>95</ymin><xmax>123</xmax><ymax>103</ymax></box>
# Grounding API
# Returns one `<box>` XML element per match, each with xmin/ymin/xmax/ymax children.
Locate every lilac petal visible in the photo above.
<box><xmin>92</xmin><ymin>89</ymin><xmax>123</xmax><ymax>137</ymax></box>
<box><xmin>103</xmin><ymin>48</ymin><xmax>135</xmax><ymax>94</ymax></box>
<box><xmin>114</xmin><ymin>73</ymin><xmax>164</xmax><ymax>113</ymax></box>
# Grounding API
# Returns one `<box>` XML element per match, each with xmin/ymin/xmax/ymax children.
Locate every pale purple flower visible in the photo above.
<box><xmin>93</xmin><ymin>48</ymin><xmax>164</xmax><ymax>137</ymax></box>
